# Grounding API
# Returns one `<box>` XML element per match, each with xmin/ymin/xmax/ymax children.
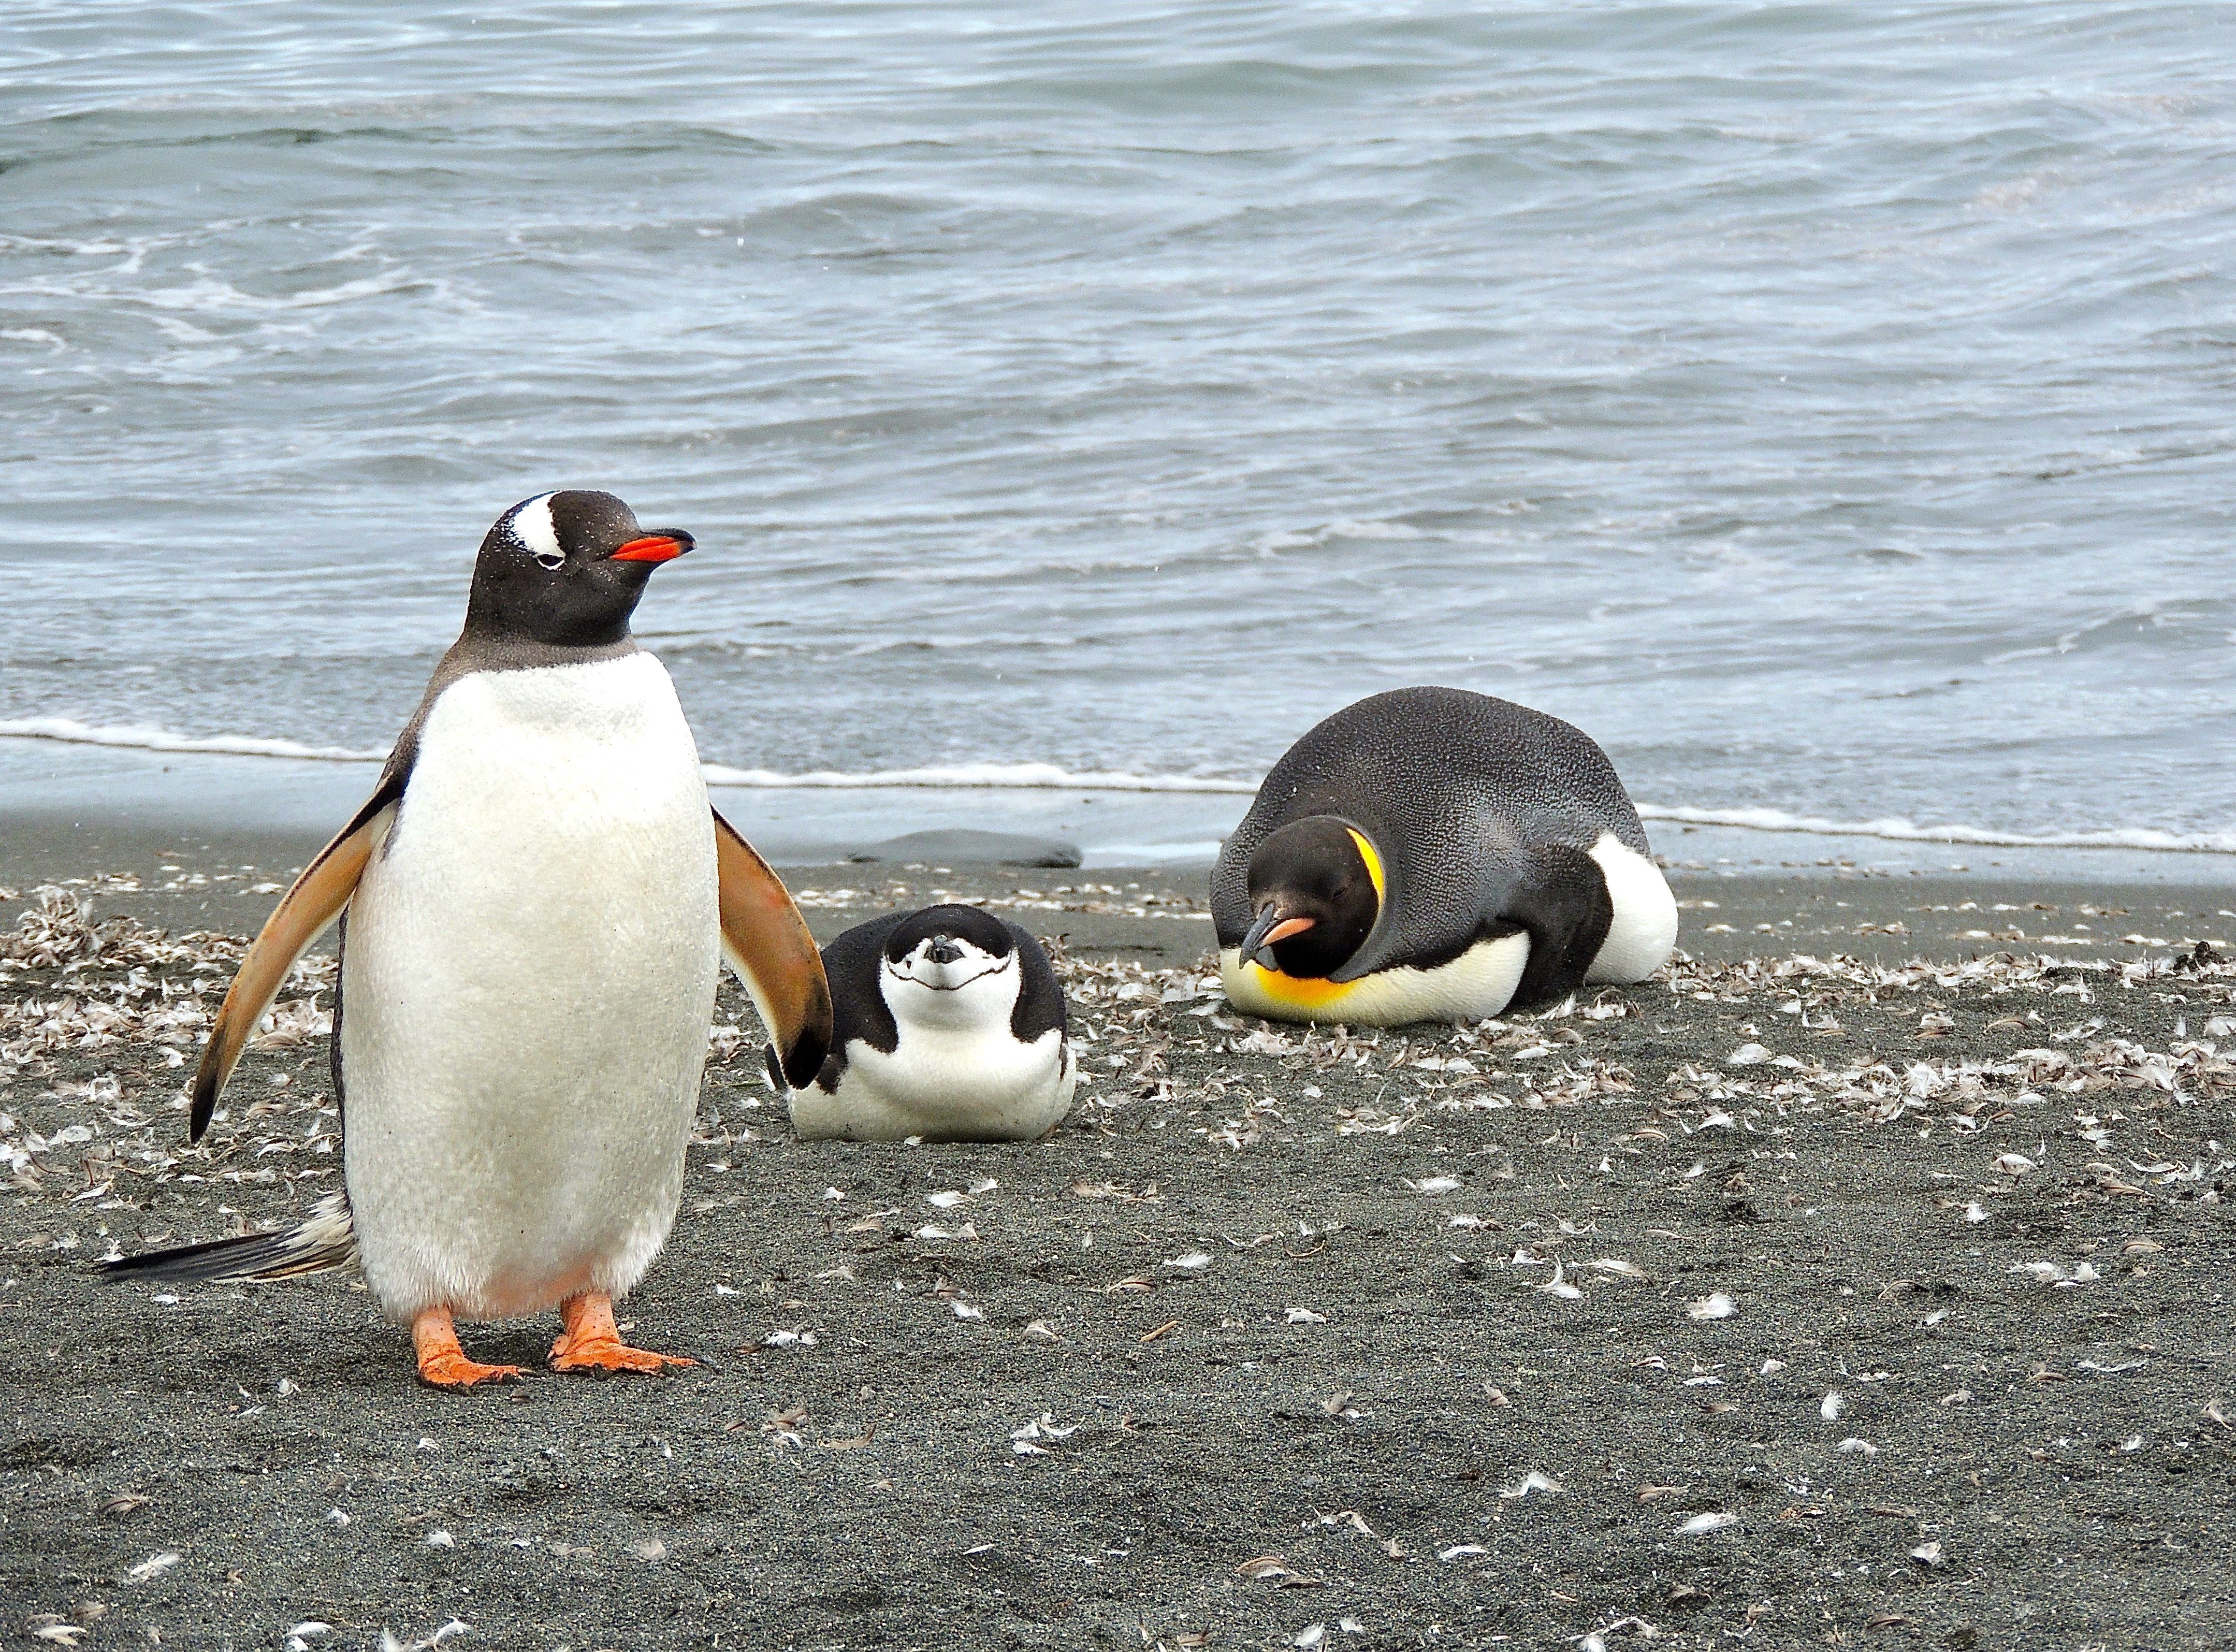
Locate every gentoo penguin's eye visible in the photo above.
<box><xmin>531</xmin><ymin>550</ymin><xmax>565</xmax><ymax>571</ymax></box>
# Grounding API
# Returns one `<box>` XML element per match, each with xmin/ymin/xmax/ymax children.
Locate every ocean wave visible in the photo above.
<box><xmin>0</xmin><ymin>717</ymin><xmax>389</xmax><ymax>762</ymax></box>
<box><xmin>136</xmin><ymin>268</ymin><xmax>429</xmax><ymax>314</ymax></box>
<box><xmin>0</xmin><ymin>721</ymin><xmax>1257</xmax><ymax>792</ymax></box>
<box><xmin>8</xmin><ymin>717</ymin><xmax>2233</xmax><ymax>851</ymax></box>
<box><xmin>1638</xmin><ymin>804</ymin><xmax>2236</xmax><ymax>856</ymax></box>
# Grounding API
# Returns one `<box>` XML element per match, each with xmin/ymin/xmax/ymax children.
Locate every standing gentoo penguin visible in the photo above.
<box><xmin>1212</xmin><ymin>687</ymin><xmax>1677</xmax><ymax>1025</ymax></box>
<box><xmin>107</xmin><ymin>491</ymin><xmax>832</xmax><ymax>1388</ymax></box>
<box><xmin>784</xmin><ymin>905</ymin><xmax>1076</xmax><ymax>1142</ymax></box>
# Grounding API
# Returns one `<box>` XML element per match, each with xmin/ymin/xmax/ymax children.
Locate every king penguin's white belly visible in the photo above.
<box><xmin>1220</xmin><ymin>934</ymin><xmax>1530</xmax><ymax>1027</ymax></box>
<box><xmin>341</xmin><ymin>654</ymin><xmax>720</xmax><ymax>1323</ymax></box>
<box><xmin>791</xmin><ymin>1029</ymin><xmax>1076</xmax><ymax>1143</ymax></box>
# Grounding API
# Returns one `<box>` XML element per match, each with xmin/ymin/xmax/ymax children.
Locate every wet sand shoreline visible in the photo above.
<box><xmin>5</xmin><ymin>821</ymin><xmax>2235</xmax><ymax>1649</ymax></box>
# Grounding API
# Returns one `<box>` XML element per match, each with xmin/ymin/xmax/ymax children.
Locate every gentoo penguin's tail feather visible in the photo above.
<box><xmin>102</xmin><ymin>1192</ymin><xmax>358</xmax><ymax>1285</ymax></box>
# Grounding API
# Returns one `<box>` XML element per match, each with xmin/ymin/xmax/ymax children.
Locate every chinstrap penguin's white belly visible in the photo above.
<box><xmin>790</xmin><ymin>1028</ymin><xmax>1076</xmax><ymax>1142</ymax></box>
<box><xmin>341</xmin><ymin>653</ymin><xmax>720</xmax><ymax>1323</ymax></box>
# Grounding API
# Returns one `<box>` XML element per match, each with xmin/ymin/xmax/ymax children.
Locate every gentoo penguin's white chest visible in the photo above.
<box><xmin>340</xmin><ymin>653</ymin><xmax>721</xmax><ymax>1322</ymax></box>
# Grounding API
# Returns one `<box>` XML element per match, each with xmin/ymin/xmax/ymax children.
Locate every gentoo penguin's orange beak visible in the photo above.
<box><xmin>608</xmin><ymin>530</ymin><xmax>694</xmax><ymax>563</ymax></box>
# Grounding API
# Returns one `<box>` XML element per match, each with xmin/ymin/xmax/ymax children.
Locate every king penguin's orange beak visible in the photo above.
<box><xmin>1241</xmin><ymin>905</ymin><xmax>1317</xmax><ymax>967</ymax></box>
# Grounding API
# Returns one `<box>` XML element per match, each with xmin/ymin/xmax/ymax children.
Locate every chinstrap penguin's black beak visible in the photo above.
<box><xmin>925</xmin><ymin>938</ymin><xmax>963</xmax><ymax>965</ymax></box>
<box><xmin>606</xmin><ymin>529</ymin><xmax>694</xmax><ymax>563</ymax></box>
<box><xmin>1240</xmin><ymin>905</ymin><xmax>1317</xmax><ymax>971</ymax></box>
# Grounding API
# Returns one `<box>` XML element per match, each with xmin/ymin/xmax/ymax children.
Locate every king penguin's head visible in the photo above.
<box><xmin>1240</xmin><ymin>816</ymin><xmax>1384</xmax><ymax>978</ymax></box>
<box><xmin>463</xmin><ymin>489</ymin><xmax>694</xmax><ymax>648</ymax></box>
<box><xmin>879</xmin><ymin>905</ymin><xmax>1023</xmax><ymax>1033</ymax></box>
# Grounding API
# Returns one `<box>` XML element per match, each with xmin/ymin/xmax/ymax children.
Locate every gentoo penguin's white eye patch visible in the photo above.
<box><xmin>507</xmin><ymin>494</ymin><xmax>564</xmax><ymax>570</ymax></box>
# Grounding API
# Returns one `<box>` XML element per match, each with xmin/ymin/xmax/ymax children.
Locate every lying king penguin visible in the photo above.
<box><xmin>107</xmin><ymin>491</ymin><xmax>832</xmax><ymax>1388</ymax></box>
<box><xmin>1213</xmin><ymin>686</ymin><xmax>1677</xmax><ymax>1025</ymax></box>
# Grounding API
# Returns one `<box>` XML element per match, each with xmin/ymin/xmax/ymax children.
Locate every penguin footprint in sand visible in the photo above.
<box><xmin>782</xmin><ymin>905</ymin><xmax>1077</xmax><ymax>1142</ymax></box>
<box><xmin>106</xmin><ymin>491</ymin><xmax>832</xmax><ymax>1387</ymax></box>
<box><xmin>1213</xmin><ymin>686</ymin><xmax>1678</xmax><ymax>1026</ymax></box>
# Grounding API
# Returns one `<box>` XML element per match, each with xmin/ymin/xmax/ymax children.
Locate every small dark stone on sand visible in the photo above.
<box><xmin>847</xmin><ymin>828</ymin><xmax>1083</xmax><ymax>867</ymax></box>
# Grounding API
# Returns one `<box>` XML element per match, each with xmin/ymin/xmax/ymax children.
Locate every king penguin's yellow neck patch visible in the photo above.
<box><xmin>1346</xmin><ymin>827</ymin><xmax>1386</xmax><ymax>905</ymax></box>
<box><xmin>1237</xmin><ymin>963</ymin><xmax>1357</xmax><ymax>1010</ymax></box>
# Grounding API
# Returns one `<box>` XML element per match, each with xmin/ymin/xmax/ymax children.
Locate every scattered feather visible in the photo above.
<box><xmin>1536</xmin><ymin>1262</ymin><xmax>1583</xmax><ymax>1300</ymax></box>
<box><xmin>1500</xmin><ymin>1470</ymin><xmax>1563</xmax><ymax>1499</ymax></box>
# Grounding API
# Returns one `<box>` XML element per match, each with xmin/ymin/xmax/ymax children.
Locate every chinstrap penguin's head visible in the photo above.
<box><xmin>880</xmin><ymin>904</ymin><xmax>1022</xmax><ymax>1031</ymax></box>
<box><xmin>464</xmin><ymin>489</ymin><xmax>694</xmax><ymax>647</ymax></box>
<box><xmin>1241</xmin><ymin>816</ymin><xmax>1384</xmax><ymax>978</ymax></box>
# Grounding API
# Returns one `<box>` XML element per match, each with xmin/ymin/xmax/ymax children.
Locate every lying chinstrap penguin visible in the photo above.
<box><xmin>1213</xmin><ymin>686</ymin><xmax>1677</xmax><ymax>1025</ymax></box>
<box><xmin>107</xmin><ymin>490</ymin><xmax>832</xmax><ymax>1388</ymax></box>
<box><xmin>782</xmin><ymin>903</ymin><xmax>1077</xmax><ymax>1143</ymax></box>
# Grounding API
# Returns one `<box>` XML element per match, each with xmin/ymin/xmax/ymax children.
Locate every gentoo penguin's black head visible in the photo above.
<box><xmin>1240</xmin><ymin>816</ymin><xmax>1384</xmax><ymax>979</ymax></box>
<box><xmin>880</xmin><ymin>904</ymin><xmax>1022</xmax><ymax>1025</ymax></box>
<box><xmin>462</xmin><ymin>490</ymin><xmax>694</xmax><ymax>648</ymax></box>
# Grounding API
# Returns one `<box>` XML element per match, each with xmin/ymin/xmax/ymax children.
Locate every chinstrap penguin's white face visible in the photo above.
<box><xmin>882</xmin><ymin>935</ymin><xmax>1021</xmax><ymax>1032</ymax></box>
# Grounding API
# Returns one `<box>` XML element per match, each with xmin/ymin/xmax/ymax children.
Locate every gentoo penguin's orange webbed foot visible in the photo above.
<box><xmin>412</xmin><ymin>1307</ymin><xmax>524</xmax><ymax>1389</ymax></box>
<box><xmin>549</xmin><ymin>1291</ymin><xmax>696</xmax><ymax>1375</ymax></box>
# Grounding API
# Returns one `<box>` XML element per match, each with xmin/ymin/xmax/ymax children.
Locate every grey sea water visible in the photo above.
<box><xmin>4</xmin><ymin>2</ymin><xmax>2234</xmax><ymax>862</ymax></box>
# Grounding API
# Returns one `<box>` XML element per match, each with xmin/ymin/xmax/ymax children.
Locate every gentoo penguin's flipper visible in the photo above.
<box><xmin>190</xmin><ymin>790</ymin><xmax>396</xmax><ymax>1142</ymax></box>
<box><xmin>713</xmin><ymin>808</ymin><xmax>833</xmax><ymax>1089</ymax></box>
<box><xmin>1499</xmin><ymin>844</ymin><xmax>1616</xmax><ymax>1011</ymax></box>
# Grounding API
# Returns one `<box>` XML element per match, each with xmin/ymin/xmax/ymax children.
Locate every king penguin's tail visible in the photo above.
<box><xmin>102</xmin><ymin>1192</ymin><xmax>358</xmax><ymax>1285</ymax></box>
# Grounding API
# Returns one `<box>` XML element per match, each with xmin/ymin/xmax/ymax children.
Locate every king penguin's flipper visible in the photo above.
<box><xmin>190</xmin><ymin>788</ymin><xmax>397</xmax><ymax>1142</ymax></box>
<box><xmin>713</xmin><ymin>808</ymin><xmax>832</xmax><ymax>1089</ymax></box>
<box><xmin>1499</xmin><ymin>844</ymin><xmax>1616</xmax><ymax>1011</ymax></box>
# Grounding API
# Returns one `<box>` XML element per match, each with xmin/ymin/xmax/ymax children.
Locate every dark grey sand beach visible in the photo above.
<box><xmin>6</xmin><ymin>829</ymin><xmax>2236</xmax><ymax>1650</ymax></box>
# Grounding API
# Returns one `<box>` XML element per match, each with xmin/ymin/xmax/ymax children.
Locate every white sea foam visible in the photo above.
<box><xmin>0</xmin><ymin>717</ymin><xmax>389</xmax><ymax>763</ymax></box>
<box><xmin>1637</xmin><ymin>803</ymin><xmax>2236</xmax><ymax>856</ymax></box>
<box><xmin>700</xmin><ymin>761</ymin><xmax>1256</xmax><ymax>794</ymax></box>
